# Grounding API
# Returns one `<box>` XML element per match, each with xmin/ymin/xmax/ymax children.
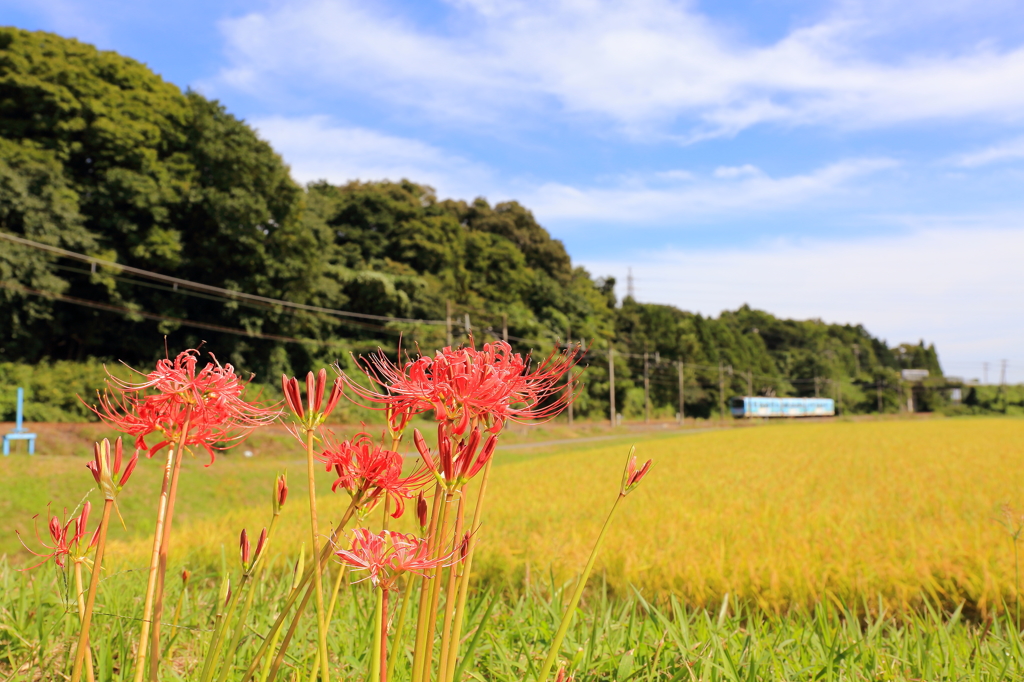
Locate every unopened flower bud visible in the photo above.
<box><xmin>181</xmin><ymin>569</ymin><xmax>191</xmax><ymax>586</ymax></box>
<box><xmin>416</xmin><ymin>491</ymin><xmax>428</xmax><ymax>529</ymax></box>
<box><xmin>254</xmin><ymin>527</ymin><xmax>268</xmax><ymax>564</ymax></box>
<box><xmin>306</xmin><ymin>371</ymin><xmax>320</xmax><ymax>415</ymax></box>
<box><xmin>239</xmin><ymin>528</ymin><xmax>251</xmax><ymax>566</ymax></box>
<box><xmin>323</xmin><ymin>378</ymin><xmax>343</xmax><ymax>418</ymax></box>
<box><xmin>273</xmin><ymin>473</ymin><xmax>288</xmax><ymax>514</ymax></box>
<box><xmin>282</xmin><ymin>375</ymin><xmax>304</xmax><ymax>419</ymax></box>
<box><xmin>459</xmin><ymin>533</ymin><xmax>470</xmax><ymax>562</ymax></box>
<box><xmin>218</xmin><ymin>575</ymin><xmax>231</xmax><ymax>607</ymax></box>
<box><xmin>620</xmin><ymin>447</ymin><xmax>653</xmax><ymax>495</ymax></box>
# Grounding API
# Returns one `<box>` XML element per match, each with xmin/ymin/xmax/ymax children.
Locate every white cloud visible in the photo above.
<box><xmin>525</xmin><ymin>157</ymin><xmax>897</xmax><ymax>222</ymax></box>
<box><xmin>252</xmin><ymin>115</ymin><xmax>495</xmax><ymax>199</ymax></box>
<box><xmin>217</xmin><ymin>0</ymin><xmax>1024</xmax><ymax>137</ymax></box>
<box><xmin>950</xmin><ymin>136</ymin><xmax>1024</xmax><ymax>167</ymax></box>
<box><xmin>583</xmin><ymin>221</ymin><xmax>1024</xmax><ymax>383</ymax></box>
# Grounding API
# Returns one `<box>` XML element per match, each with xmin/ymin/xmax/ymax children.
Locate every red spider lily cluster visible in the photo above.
<box><xmin>18</xmin><ymin>336</ymin><xmax>656</xmax><ymax>682</ymax></box>
<box><xmin>335</xmin><ymin>528</ymin><xmax>454</xmax><ymax>591</ymax></box>
<box><xmin>342</xmin><ymin>340</ymin><xmax>583</xmax><ymax>434</ymax></box>
<box><xmin>316</xmin><ymin>431</ymin><xmax>426</xmax><ymax>518</ymax></box>
<box><xmin>92</xmin><ymin>349</ymin><xmax>279</xmax><ymax>462</ymax></box>
<box><xmin>18</xmin><ymin>504</ymin><xmax>96</xmax><ymax>570</ymax></box>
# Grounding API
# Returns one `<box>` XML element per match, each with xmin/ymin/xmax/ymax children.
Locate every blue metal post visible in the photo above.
<box><xmin>15</xmin><ymin>387</ymin><xmax>24</xmax><ymax>431</ymax></box>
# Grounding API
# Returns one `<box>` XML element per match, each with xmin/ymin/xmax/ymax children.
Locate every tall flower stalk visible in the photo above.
<box><xmin>281</xmin><ymin>370</ymin><xmax>343</xmax><ymax>682</ymax></box>
<box><xmin>88</xmin><ymin>349</ymin><xmax>278</xmax><ymax>682</ymax></box>
<box><xmin>334</xmin><ymin>339</ymin><xmax>584</xmax><ymax>682</ymax></box>
<box><xmin>71</xmin><ymin>438</ymin><xmax>139</xmax><ymax>682</ymax></box>
<box><xmin>536</xmin><ymin>450</ymin><xmax>652</xmax><ymax>682</ymax></box>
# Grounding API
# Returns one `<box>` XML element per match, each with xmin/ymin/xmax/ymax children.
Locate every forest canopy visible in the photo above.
<box><xmin>0</xmin><ymin>27</ymin><xmax>947</xmax><ymax>419</ymax></box>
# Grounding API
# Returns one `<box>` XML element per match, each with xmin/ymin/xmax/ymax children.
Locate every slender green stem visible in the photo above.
<box><xmin>72</xmin><ymin>560</ymin><xmax>95</xmax><ymax>682</ymax></box>
<box><xmin>326</xmin><ymin>563</ymin><xmax>347</xmax><ymax>627</ymax></box>
<box><xmin>70</xmin><ymin>499</ymin><xmax>112</xmax><ymax>682</ymax></box>
<box><xmin>258</xmin><ymin>616</ymin><xmax>284</xmax><ymax>682</ymax></box>
<box><xmin>437</xmin><ymin>491</ymin><xmax>465</xmax><ymax>682</ymax></box>
<box><xmin>536</xmin><ymin>495</ymin><xmax>623</xmax><ymax>682</ymax></box>
<box><xmin>370</xmin><ymin>586</ymin><xmax>384</xmax><ymax>682</ymax></box>
<box><xmin>421</xmin><ymin>492</ymin><xmax>453</xmax><ymax>682</ymax></box>
<box><xmin>267</xmin><ymin>576</ymin><xmax>316</xmax><ymax>682</ymax></box>
<box><xmin>411</xmin><ymin>484</ymin><xmax>443</xmax><ymax>682</ymax></box>
<box><xmin>199</xmin><ymin>574</ymin><xmax>233</xmax><ymax>682</ymax></box>
<box><xmin>241</xmin><ymin>498</ymin><xmax>358</xmax><ymax>682</ymax></box>
<box><xmin>202</xmin><ymin>575</ymin><xmax>249</xmax><ymax>682</ymax></box>
<box><xmin>445</xmin><ymin>460</ymin><xmax>492</xmax><ymax>682</ymax></box>
<box><xmin>386</xmin><ymin>576</ymin><xmax>416</xmax><ymax>682</ymax></box>
<box><xmin>134</xmin><ymin>411</ymin><xmax>191</xmax><ymax>682</ymax></box>
<box><xmin>215</xmin><ymin>515</ymin><xmax>280</xmax><ymax>682</ymax></box>
<box><xmin>150</xmin><ymin>409</ymin><xmax>190</xmax><ymax>682</ymax></box>
<box><xmin>132</xmin><ymin>446</ymin><xmax>176</xmax><ymax>682</ymax></box>
<box><xmin>305</xmin><ymin>427</ymin><xmax>330</xmax><ymax>682</ymax></box>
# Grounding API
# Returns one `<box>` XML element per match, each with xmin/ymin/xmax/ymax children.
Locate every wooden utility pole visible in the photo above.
<box><xmin>566</xmin><ymin>324</ymin><xmax>573</xmax><ymax>426</ymax></box>
<box><xmin>746</xmin><ymin>370</ymin><xmax>753</xmax><ymax>397</ymax></box>
<box><xmin>718</xmin><ymin>361</ymin><xmax>725</xmax><ymax>420</ymax></box>
<box><xmin>835</xmin><ymin>378</ymin><xmax>841</xmax><ymax>415</ymax></box>
<box><xmin>852</xmin><ymin>343</ymin><xmax>860</xmax><ymax>376</ymax></box>
<box><xmin>464</xmin><ymin>313</ymin><xmax>471</xmax><ymax>340</ymax></box>
<box><xmin>876</xmin><ymin>379</ymin><xmax>883</xmax><ymax>413</ymax></box>
<box><xmin>677</xmin><ymin>361</ymin><xmax>685</xmax><ymax>426</ymax></box>
<box><xmin>445</xmin><ymin>300</ymin><xmax>453</xmax><ymax>347</ymax></box>
<box><xmin>643</xmin><ymin>350</ymin><xmax>651</xmax><ymax>424</ymax></box>
<box><xmin>502</xmin><ymin>313</ymin><xmax>508</xmax><ymax>342</ymax></box>
<box><xmin>1001</xmin><ymin>359</ymin><xmax>1009</xmax><ymax>412</ymax></box>
<box><xmin>608</xmin><ymin>346</ymin><xmax>616</xmax><ymax>427</ymax></box>
<box><xmin>814</xmin><ymin>376</ymin><xmax>820</xmax><ymax>397</ymax></box>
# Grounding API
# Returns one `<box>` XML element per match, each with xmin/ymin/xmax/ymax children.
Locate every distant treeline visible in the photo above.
<box><xmin>0</xmin><ymin>27</ymin><xmax>969</xmax><ymax>420</ymax></box>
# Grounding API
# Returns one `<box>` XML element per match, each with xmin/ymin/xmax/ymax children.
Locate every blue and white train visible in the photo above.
<box><xmin>730</xmin><ymin>396</ymin><xmax>835</xmax><ymax>418</ymax></box>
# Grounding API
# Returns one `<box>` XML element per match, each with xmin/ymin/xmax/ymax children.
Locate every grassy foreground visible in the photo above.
<box><xmin>4</xmin><ymin>557</ymin><xmax>1024</xmax><ymax>681</ymax></box>
<box><xmin>5</xmin><ymin>418</ymin><xmax>1024</xmax><ymax>614</ymax></box>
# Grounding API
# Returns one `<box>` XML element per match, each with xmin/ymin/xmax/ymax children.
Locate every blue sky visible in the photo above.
<box><xmin>5</xmin><ymin>0</ymin><xmax>1024</xmax><ymax>382</ymax></box>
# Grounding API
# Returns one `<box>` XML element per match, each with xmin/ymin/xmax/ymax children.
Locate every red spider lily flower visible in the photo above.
<box><xmin>338</xmin><ymin>339</ymin><xmax>584</xmax><ymax>435</ymax></box>
<box><xmin>317</xmin><ymin>431</ymin><xmax>427</xmax><ymax>518</ymax></box>
<box><xmin>86</xmin><ymin>437</ymin><xmax>138</xmax><ymax>500</ymax></box>
<box><xmin>620</xmin><ymin>447</ymin><xmax>652</xmax><ymax>496</ymax></box>
<box><xmin>413</xmin><ymin>424</ymin><xmax>496</xmax><ymax>489</ymax></box>
<box><xmin>90</xmin><ymin>349</ymin><xmax>280</xmax><ymax>464</ymax></box>
<box><xmin>334</xmin><ymin>528</ymin><xmax>455</xmax><ymax>590</ymax></box>
<box><xmin>18</xmin><ymin>504</ymin><xmax>96</xmax><ymax>570</ymax></box>
<box><xmin>281</xmin><ymin>369</ymin><xmax>343</xmax><ymax>430</ymax></box>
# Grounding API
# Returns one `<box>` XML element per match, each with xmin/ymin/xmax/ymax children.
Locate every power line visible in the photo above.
<box><xmin>0</xmin><ymin>281</ymin><xmax>353</xmax><ymax>347</ymax></box>
<box><xmin>0</xmin><ymin>231</ymin><xmax>446</xmax><ymax>326</ymax></box>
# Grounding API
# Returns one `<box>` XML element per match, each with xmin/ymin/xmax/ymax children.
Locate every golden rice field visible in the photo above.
<box><xmin>6</xmin><ymin>417</ymin><xmax>1024</xmax><ymax>616</ymax></box>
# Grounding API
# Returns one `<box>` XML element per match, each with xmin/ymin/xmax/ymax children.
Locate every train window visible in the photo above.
<box><xmin>730</xmin><ymin>397</ymin><xmax>745</xmax><ymax>408</ymax></box>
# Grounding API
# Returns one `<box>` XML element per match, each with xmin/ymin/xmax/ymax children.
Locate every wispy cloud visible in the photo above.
<box><xmin>217</xmin><ymin>0</ymin><xmax>1024</xmax><ymax>138</ymax></box>
<box><xmin>949</xmin><ymin>136</ymin><xmax>1024</xmax><ymax>167</ymax></box>
<box><xmin>252</xmin><ymin>115</ymin><xmax>496</xmax><ymax>198</ymax></box>
<box><xmin>525</xmin><ymin>158</ymin><xmax>898</xmax><ymax>222</ymax></box>
<box><xmin>583</xmin><ymin>220</ymin><xmax>1024</xmax><ymax>382</ymax></box>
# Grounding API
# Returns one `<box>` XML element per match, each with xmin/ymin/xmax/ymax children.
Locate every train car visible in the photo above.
<box><xmin>730</xmin><ymin>396</ymin><xmax>835</xmax><ymax>418</ymax></box>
